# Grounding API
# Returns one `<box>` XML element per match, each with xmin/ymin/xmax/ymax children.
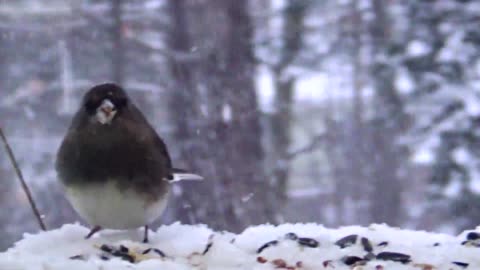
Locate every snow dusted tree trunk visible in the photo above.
<box><xmin>228</xmin><ymin>0</ymin><xmax>277</xmax><ymax>229</ymax></box>
<box><xmin>110</xmin><ymin>0</ymin><xmax>124</xmax><ymax>84</ymax></box>
<box><xmin>367</xmin><ymin>0</ymin><xmax>407</xmax><ymax>226</ymax></box>
<box><xmin>271</xmin><ymin>0</ymin><xmax>308</xmax><ymax>206</ymax></box>
<box><xmin>348</xmin><ymin>0</ymin><xmax>370</xmax><ymax>225</ymax></box>
<box><xmin>166</xmin><ymin>0</ymin><xmax>276</xmax><ymax>231</ymax></box>
<box><xmin>165</xmin><ymin>0</ymin><xmax>216</xmax><ymax>226</ymax></box>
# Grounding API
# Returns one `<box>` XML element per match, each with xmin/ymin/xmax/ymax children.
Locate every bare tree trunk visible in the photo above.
<box><xmin>221</xmin><ymin>0</ymin><xmax>276</xmax><ymax>230</ymax></box>
<box><xmin>165</xmin><ymin>0</ymin><xmax>276</xmax><ymax>232</ymax></box>
<box><xmin>271</xmin><ymin>0</ymin><xmax>308</xmax><ymax>205</ymax></box>
<box><xmin>348</xmin><ymin>0</ymin><xmax>369</xmax><ymax>225</ymax></box>
<box><xmin>367</xmin><ymin>0</ymin><xmax>408</xmax><ymax>226</ymax></box>
<box><xmin>271</xmin><ymin>78</ymin><xmax>294</xmax><ymax>203</ymax></box>
<box><xmin>164</xmin><ymin>0</ymin><xmax>216</xmax><ymax>225</ymax></box>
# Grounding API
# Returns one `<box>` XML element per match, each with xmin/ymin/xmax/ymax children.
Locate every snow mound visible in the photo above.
<box><xmin>1</xmin><ymin>223</ymin><xmax>480</xmax><ymax>269</ymax></box>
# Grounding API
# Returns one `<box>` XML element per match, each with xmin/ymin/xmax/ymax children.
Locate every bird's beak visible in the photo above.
<box><xmin>96</xmin><ymin>99</ymin><xmax>117</xmax><ymax>124</ymax></box>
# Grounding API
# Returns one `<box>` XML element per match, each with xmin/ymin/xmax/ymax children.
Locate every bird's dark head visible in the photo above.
<box><xmin>82</xmin><ymin>83</ymin><xmax>129</xmax><ymax>125</ymax></box>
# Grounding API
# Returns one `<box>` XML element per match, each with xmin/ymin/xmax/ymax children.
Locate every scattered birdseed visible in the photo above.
<box><xmin>257</xmin><ymin>240</ymin><xmax>279</xmax><ymax>254</ymax></box>
<box><xmin>142</xmin><ymin>248</ymin><xmax>166</xmax><ymax>258</ymax></box>
<box><xmin>285</xmin><ymin>232</ymin><xmax>298</xmax><ymax>241</ymax></box>
<box><xmin>119</xmin><ymin>245</ymin><xmax>129</xmax><ymax>253</ymax></box>
<box><xmin>323</xmin><ymin>260</ymin><xmax>333</xmax><ymax>268</ymax></box>
<box><xmin>202</xmin><ymin>234</ymin><xmax>214</xmax><ymax>255</ymax></box>
<box><xmin>297</xmin><ymin>237</ymin><xmax>319</xmax><ymax>248</ymax></box>
<box><xmin>376</xmin><ymin>251</ymin><xmax>411</xmax><ymax>264</ymax></box>
<box><xmin>335</xmin><ymin>234</ymin><xmax>358</xmax><ymax>248</ymax></box>
<box><xmin>461</xmin><ymin>240</ymin><xmax>480</xmax><ymax>247</ymax></box>
<box><xmin>69</xmin><ymin>255</ymin><xmax>85</xmax><ymax>260</ymax></box>
<box><xmin>100</xmin><ymin>244</ymin><xmax>113</xmax><ymax>253</ymax></box>
<box><xmin>272</xmin><ymin>258</ymin><xmax>287</xmax><ymax>268</ymax></box>
<box><xmin>257</xmin><ymin>256</ymin><xmax>267</xmax><ymax>263</ymax></box>
<box><xmin>361</xmin><ymin>237</ymin><xmax>373</xmax><ymax>252</ymax></box>
<box><xmin>413</xmin><ymin>263</ymin><xmax>434</xmax><ymax>270</ymax></box>
<box><xmin>466</xmin><ymin>232</ymin><xmax>480</xmax><ymax>241</ymax></box>
<box><xmin>364</xmin><ymin>252</ymin><xmax>375</xmax><ymax>261</ymax></box>
<box><xmin>342</xmin><ymin>256</ymin><xmax>364</xmax><ymax>266</ymax></box>
<box><xmin>202</xmin><ymin>242</ymin><xmax>213</xmax><ymax>255</ymax></box>
<box><xmin>452</xmin><ymin>261</ymin><xmax>469</xmax><ymax>268</ymax></box>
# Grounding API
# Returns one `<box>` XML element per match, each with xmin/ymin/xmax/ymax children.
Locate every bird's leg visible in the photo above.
<box><xmin>143</xmin><ymin>225</ymin><xmax>149</xmax><ymax>243</ymax></box>
<box><xmin>85</xmin><ymin>225</ymin><xmax>102</xmax><ymax>239</ymax></box>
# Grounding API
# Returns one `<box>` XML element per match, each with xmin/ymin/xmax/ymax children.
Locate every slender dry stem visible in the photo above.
<box><xmin>0</xmin><ymin>127</ymin><xmax>47</xmax><ymax>231</ymax></box>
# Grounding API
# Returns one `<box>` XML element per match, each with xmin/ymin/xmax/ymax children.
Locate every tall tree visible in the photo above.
<box><xmin>110</xmin><ymin>0</ymin><xmax>125</xmax><ymax>84</ymax></box>
<box><xmin>404</xmin><ymin>0</ymin><xmax>480</xmax><ymax>230</ymax></box>
<box><xmin>270</xmin><ymin>0</ymin><xmax>309</xmax><ymax>206</ymax></box>
<box><xmin>166</xmin><ymin>0</ymin><xmax>276</xmax><ymax>231</ymax></box>
<box><xmin>367</xmin><ymin>0</ymin><xmax>409</xmax><ymax>225</ymax></box>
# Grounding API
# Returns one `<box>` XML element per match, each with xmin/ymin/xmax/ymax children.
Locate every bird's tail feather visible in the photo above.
<box><xmin>169</xmin><ymin>168</ymin><xmax>204</xmax><ymax>182</ymax></box>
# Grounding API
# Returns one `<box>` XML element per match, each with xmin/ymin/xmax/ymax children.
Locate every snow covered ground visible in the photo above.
<box><xmin>1</xmin><ymin>222</ymin><xmax>479</xmax><ymax>270</ymax></box>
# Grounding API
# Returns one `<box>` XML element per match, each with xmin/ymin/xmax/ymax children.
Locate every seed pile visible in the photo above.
<box><xmin>2</xmin><ymin>223</ymin><xmax>480</xmax><ymax>270</ymax></box>
<box><xmin>69</xmin><ymin>244</ymin><xmax>167</xmax><ymax>263</ymax></box>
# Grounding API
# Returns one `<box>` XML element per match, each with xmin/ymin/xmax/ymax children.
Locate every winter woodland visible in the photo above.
<box><xmin>1</xmin><ymin>0</ymin><xmax>479</xmax><ymax>251</ymax></box>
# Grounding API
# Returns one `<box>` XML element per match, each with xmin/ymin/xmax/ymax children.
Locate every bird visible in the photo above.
<box><xmin>55</xmin><ymin>83</ymin><xmax>202</xmax><ymax>243</ymax></box>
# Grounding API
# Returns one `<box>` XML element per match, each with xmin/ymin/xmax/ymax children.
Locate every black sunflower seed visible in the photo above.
<box><xmin>298</xmin><ymin>237</ymin><xmax>319</xmax><ymax>248</ymax></box>
<box><xmin>376</xmin><ymin>252</ymin><xmax>411</xmax><ymax>264</ymax></box>
<box><xmin>467</xmin><ymin>232</ymin><xmax>480</xmax><ymax>241</ymax></box>
<box><xmin>364</xmin><ymin>252</ymin><xmax>375</xmax><ymax>261</ymax></box>
<box><xmin>152</xmin><ymin>248</ymin><xmax>166</xmax><ymax>257</ymax></box>
<box><xmin>342</xmin><ymin>256</ymin><xmax>365</xmax><ymax>266</ymax></box>
<box><xmin>335</xmin><ymin>235</ymin><xmax>358</xmax><ymax>248</ymax></box>
<box><xmin>118</xmin><ymin>253</ymin><xmax>135</xmax><ymax>263</ymax></box>
<box><xmin>452</xmin><ymin>261</ymin><xmax>469</xmax><ymax>268</ymax></box>
<box><xmin>461</xmin><ymin>240</ymin><xmax>480</xmax><ymax>247</ymax></box>
<box><xmin>257</xmin><ymin>240</ymin><xmax>279</xmax><ymax>254</ymax></box>
<box><xmin>377</xmin><ymin>241</ymin><xmax>388</xmax><ymax>247</ymax></box>
<box><xmin>285</xmin><ymin>232</ymin><xmax>298</xmax><ymax>241</ymax></box>
<box><xmin>69</xmin><ymin>255</ymin><xmax>85</xmax><ymax>260</ymax></box>
<box><xmin>202</xmin><ymin>243</ymin><xmax>213</xmax><ymax>255</ymax></box>
<box><xmin>119</xmin><ymin>245</ymin><xmax>129</xmax><ymax>253</ymax></box>
<box><xmin>142</xmin><ymin>248</ymin><xmax>166</xmax><ymax>257</ymax></box>
<box><xmin>100</xmin><ymin>244</ymin><xmax>113</xmax><ymax>253</ymax></box>
<box><xmin>361</xmin><ymin>237</ymin><xmax>373</xmax><ymax>252</ymax></box>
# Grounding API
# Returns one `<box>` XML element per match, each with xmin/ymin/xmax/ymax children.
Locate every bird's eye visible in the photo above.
<box><xmin>84</xmin><ymin>99</ymin><xmax>101</xmax><ymax>114</ymax></box>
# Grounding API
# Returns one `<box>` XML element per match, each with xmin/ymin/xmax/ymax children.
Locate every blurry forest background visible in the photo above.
<box><xmin>1</xmin><ymin>0</ymin><xmax>480</xmax><ymax>250</ymax></box>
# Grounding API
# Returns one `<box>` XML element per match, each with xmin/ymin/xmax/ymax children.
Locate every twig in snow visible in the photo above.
<box><xmin>0</xmin><ymin>126</ymin><xmax>47</xmax><ymax>231</ymax></box>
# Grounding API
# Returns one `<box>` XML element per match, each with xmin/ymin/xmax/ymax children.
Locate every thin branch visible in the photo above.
<box><xmin>266</xmin><ymin>133</ymin><xmax>326</xmax><ymax>179</ymax></box>
<box><xmin>286</xmin><ymin>133</ymin><xmax>326</xmax><ymax>160</ymax></box>
<box><xmin>0</xmin><ymin>127</ymin><xmax>47</xmax><ymax>231</ymax></box>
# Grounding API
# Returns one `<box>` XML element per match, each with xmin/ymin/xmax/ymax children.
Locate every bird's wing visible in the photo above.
<box><xmin>147</xmin><ymin>122</ymin><xmax>203</xmax><ymax>182</ymax></box>
<box><xmin>129</xmin><ymin>105</ymin><xmax>204</xmax><ymax>182</ymax></box>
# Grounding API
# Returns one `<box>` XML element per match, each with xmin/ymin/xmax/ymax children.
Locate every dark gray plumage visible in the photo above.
<box><xmin>55</xmin><ymin>83</ymin><xmax>202</xmax><ymax>242</ymax></box>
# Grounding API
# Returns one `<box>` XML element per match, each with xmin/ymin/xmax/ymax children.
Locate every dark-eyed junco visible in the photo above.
<box><xmin>55</xmin><ymin>83</ymin><xmax>202</xmax><ymax>242</ymax></box>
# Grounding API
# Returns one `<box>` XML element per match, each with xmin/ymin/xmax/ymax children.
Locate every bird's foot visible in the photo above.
<box><xmin>85</xmin><ymin>225</ymin><xmax>102</xmax><ymax>239</ymax></box>
<box><xmin>143</xmin><ymin>225</ymin><xmax>149</xmax><ymax>243</ymax></box>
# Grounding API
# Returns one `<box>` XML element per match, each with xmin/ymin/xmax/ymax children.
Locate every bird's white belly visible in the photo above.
<box><xmin>64</xmin><ymin>181</ymin><xmax>168</xmax><ymax>229</ymax></box>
